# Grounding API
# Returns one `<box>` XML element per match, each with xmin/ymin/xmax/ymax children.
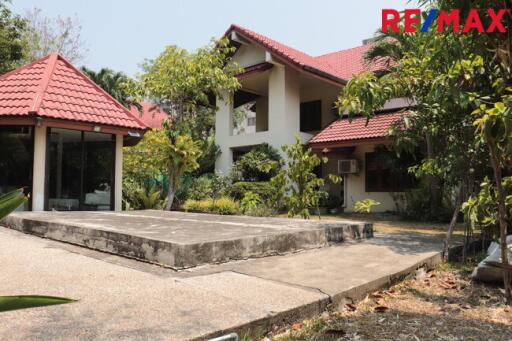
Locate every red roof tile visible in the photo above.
<box><xmin>309</xmin><ymin>111</ymin><xmax>407</xmax><ymax>145</ymax></box>
<box><xmin>0</xmin><ymin>53</ymin><xmax>146</xmax><ymax>130</ymax></box>
<box><xmin>315</xmin><ymin>45</ymin><xmax>386</xmax><ymax>80</ymax></box>
<box><xmin>227</xmin><ymin>24</ymin><xmax>385</xmax><ymax>83</ymax></box>
<box><xmin>131</xmin><ymin>101</ymin><xmax>168</xmax><ymax>129</ymax></box>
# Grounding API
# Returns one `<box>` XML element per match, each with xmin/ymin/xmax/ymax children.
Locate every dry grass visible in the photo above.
<box><xmin>316</xmin><ymin>212</ymin><xmax>467</xmax><ymax>237</ymax></box>
<box><xmin>270</xmin><ymin>259</ymin><xmax>512</xmax><ymax>341</ymax></box>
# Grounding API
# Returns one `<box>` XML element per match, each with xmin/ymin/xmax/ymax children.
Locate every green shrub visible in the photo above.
<box><xmin>240</xmin><ymin>191</ymin><xmax>261</xmax><ymax>213</ymax></box>
<box><xmin>244</xmin><ymin>205</ymin><xmax>275</xmax><ymax>217</ymax></box>
<box><xmin>230</xmin><ymin>181</ymin><xmax>273</xmax><ymax>201</ymax></box>
<box><xmin>354</xmin><ymin>199</ymin><xmax>381</xmax><ymax>213</ymax></box>
<box><xmin>231</xmin><ymin>144</ymin><xmax>282</xmax><ymax>182</ymax></box>
<box><xmin>183</xmin><ymin>197</ymin><xmax>239</xmax><ymax>215</ymax></box>
<box><xmin>211</xmin><ymin>197</ymin><xmax>240</xmax><ymax>215</ymax></box>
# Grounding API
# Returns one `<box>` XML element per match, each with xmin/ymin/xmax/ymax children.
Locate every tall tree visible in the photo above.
<box><xmin>21</xmin><ymin>8</ymin><xmax>87</xmax><ymax>64</ymax></box>
<box><xmin>134</xmin><ymin>38</ymin><xmax>241</xmax><ymax>208</ymax></box>
<box><xmin>0</xmin><ymin>0</ymin><xmax>26</xmax><ymax>74</ymax></box>
<box><xmin>81</xmin><ymin>67</ymin><xmax>138</xmax><ymax>109</ymax></box>
<box><xmin>338</xmin><ymin>0</ymin><xmax>512</xmax><ymax>302</ymax></box>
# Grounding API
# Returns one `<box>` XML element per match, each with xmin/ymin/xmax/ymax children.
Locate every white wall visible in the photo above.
<box><xmin>231</xmin><ymin>44</ymin><xmax>266</xmax><ymax>68</ymax></box>
<box><xmin>324</xmin><ymin>144</ymin><xmax>401</xmax><ymax>213</ymax></box>
<box><xmin>115</xmin><ymin>134</ymin><xmax>123</xmax><ymax>211</ymax></box>
<box><xmin>31</xmin><ymin>126</ymin><xmax>47</xmax><ymax>211</ymax></box>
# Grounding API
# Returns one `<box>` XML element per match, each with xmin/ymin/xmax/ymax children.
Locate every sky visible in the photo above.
<box><xmin>11</xmin><ymin>0</ymin><xmax>409</xmax><ymax>76</ymax></box>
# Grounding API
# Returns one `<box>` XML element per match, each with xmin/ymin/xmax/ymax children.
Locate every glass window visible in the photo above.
<box><xmin>300</xmin><ymin>100</ymin><xmax>322</xmax><ymax>132</ymax></box>
<box><xmin>48</xmin><ymin>128</ymin><xmax>114</xmax><ymax>211</ymax></box>
<box><xmin>365</xmin><ymin>150</ymin><xmax>416</xmax><ymax>192</ymax></box>
<box><xmin>0</xmin><ymin>126</ymin><xmax>33</xmax><ymax>211</ymax></box>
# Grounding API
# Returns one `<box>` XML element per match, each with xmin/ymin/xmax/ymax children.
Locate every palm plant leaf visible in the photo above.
<box><xmin>0</xmin><ymin>188</ymin><xmax>27</xmax><ymax>219</ymax></box>
<box><xmin>0</xmin><ymin>295</ymin><xmax>75</xmax><ymax>312</ymax></box>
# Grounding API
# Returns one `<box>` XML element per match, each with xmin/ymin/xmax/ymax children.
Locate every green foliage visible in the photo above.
<box><xmin>280</xmin><ymin>136</ymin><xmax>328</xmax><ymax>219</ymax></box>
<box><xmin>230</xmin><ymin>181</ymin><xmax>273</xmax><ymax>201</ymax></box>
<box><xmin>462</xmin><ymin>177</ymin><xmax>512</xmax><ymax>240</ymax></box>
<box><xmin>183</xmin><ymin>197</ymin><xmax>239</xmax><ymax>215</ymax></box>
<box><xmin>231</xmin><ymin>144</ymin><xmax>282</xmax><ymax>182</ymax></box>
<box><xmin>124</xmin><ymin>184</ymin><xmax>167</xmax><ymax>210</ymax></box>
<box><xmin>0</xmin><ymin>295</ymin><xmax>75</xmax><ymax>312</ymax></box>
<box><xmin>123</xmin><ymin>129</ymin><xmax>201</xmax><ymax>209</ymax></box>
<box><xmin>240</xmin><ymin>191</ymin><xmax>261</xmax><ymax>213</ymax></box>
<box><xmin>354</xmin><ymin>199</ymin><xmax>381</xmax><ymax>214</ymax></box>
<box><xmin>81</xmin><ymin>67</ymin><xmax>138</xmax><ymax>109</ymax></box>
<box><xmin>0</xmin><ymin>188</ymin><xmax>27</xmax><ymax>219</ymax></box>
<box><xmin>0</xmin><ymin>0</ymin><xmax>26</xmax><ymax>74</ymax></box>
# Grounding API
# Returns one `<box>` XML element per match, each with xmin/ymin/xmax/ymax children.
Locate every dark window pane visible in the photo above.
<box><xmin>365</xmin><ymin>150</ymin><xmax>415</xmax><ymax>192</ymax></box>
<box><xmin>300</xmin><ymin>100</ymin><xmax>322</xmax><ymax>132</ymax></box>
<box><xmin>0</xmin><ymin>126</ymin><xmax>33</xmax><ymax>210</ymax></box>
<box><xmin>48</xmin><ymin>128</ymin><xmax>82</xmax><ymax>210</ymax></box>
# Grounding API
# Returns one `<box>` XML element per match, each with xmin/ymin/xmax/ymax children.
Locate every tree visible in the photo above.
<box><xmin>21</xmin><ymin>8</ymin><xmax>87</xmax><ymax>64</ymax></box>
<box><xmin>0</xmin><ymin>0</ymin><xmax>26</xmax><ymax>74</ymax></box>
<box><xmin>137</xmin><ymin>38</ymin><xmax>241</xmax><ymax>138</ymax></box>
<box><xmin>81</xmin><ymin>67</ymin><xmax>138</xmax><ymax>109</ymax></box>
<box><xmin>280</xmin><ymin>136</ymin><xmax>329</xmax><ymax>219</ymax></box>
<box><xmin>337</xmin><ymin>0</ymin><xmax>512</xmax><ymax>302</ymax></box>
<box><xmin>123</xmin><ymin>129</ymin><xmax>201</xmax><ymax>210</ymax></box>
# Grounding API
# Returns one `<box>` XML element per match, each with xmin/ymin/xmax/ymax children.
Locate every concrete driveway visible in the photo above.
<box><xmin>0</xmin><ymin>227</ymin><xmax>443</xmax><ymax>340</ymax></box>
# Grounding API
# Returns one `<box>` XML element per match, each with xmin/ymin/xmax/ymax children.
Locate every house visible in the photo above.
<box><xmin>0</xmin><ymin>53</ymin><xmax>146</xmax><ymax>211</ymax></box>
<box><xmin>215</xmin><ymin>24</ymin><xmax>413</xmax><ymax>212</ymax></box>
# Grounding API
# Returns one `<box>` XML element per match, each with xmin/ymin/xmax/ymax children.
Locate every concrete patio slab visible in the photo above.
<box><xmin>2</xmin><ymin>210</ymin><xmax>372</xmax><ymax>269</ymax></box>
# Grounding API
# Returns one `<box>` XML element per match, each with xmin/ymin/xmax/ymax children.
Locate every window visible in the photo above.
<box><xmin>48</xmin><ymin>128</ymin><xmax>115</xmax><ymax>211</ymax></box>
<box><xmin>365</xmin><ymin>150</ymin><xmax>415</xmax><ymax>192</ymax></box>
<box><xmin>300</xmin><ymin>100</ymin><xmax>322</xmax><ymax>132</ymax></box>
<box><xmin>0</xmin><ymin>126</ymin><xmax>33</xmax><ymax>210</ymax></box>
<box><xmin>247</xmin><ymin>117</ymin><xmax>256</xmax><ymax>126</ymax></box>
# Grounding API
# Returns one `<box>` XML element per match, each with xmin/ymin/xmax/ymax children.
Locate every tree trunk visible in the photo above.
<box><xmin>166</xmin><ymin>176</ymin><xmax>175</xmax><ymax>211</ymax></box>
<box><xmin>488</xmin><ymin>142</ymin><xmax>512</xmax><ymax>304</ymax></box>
<box><xmin>443</xmin><ymin>183</ymin><xmax>463</xmax><ymax>261</ymax></box>
<box><xmin>425</xmin><ymin>133</ymin><xmax>441</xmax><ymax>215</ymax></box>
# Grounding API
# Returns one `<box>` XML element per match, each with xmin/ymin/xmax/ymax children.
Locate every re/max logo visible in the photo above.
<box><xmin>382</xmin><ymin>9</ymin><xmax>510</xmax><ymax>33</ymax></box>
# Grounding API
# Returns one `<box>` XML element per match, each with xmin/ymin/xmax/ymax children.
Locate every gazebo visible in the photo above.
<box><xmin>0</xmin><ymin>53</ymin><xmax>146</xmax><ymax>211</ymax></box>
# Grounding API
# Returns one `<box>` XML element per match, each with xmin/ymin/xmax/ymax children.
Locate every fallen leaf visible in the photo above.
<box><xmin>374</xmin><ymin>306</ymin><xmax>389</xmax><ymax>313</ymax></box>
<box><xmin>459</xmin><ymin>303</ymin><xmax>472</xmax><ymax>310</ymax></box>
<box><xmin>375</xmin><ymin>298</ymin><xmax>385</xmax><ymax>305</ymax></box>
<box><xmin>371</xmin><ymin>293</ymin><xmax>384</xmax><ymax>299</ymax></box>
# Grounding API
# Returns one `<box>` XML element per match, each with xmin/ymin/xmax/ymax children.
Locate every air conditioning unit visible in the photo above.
<box><xmin>338</xmin><ymin>159</ymin><xmax>359</xmax><ymax>174</ymax></box>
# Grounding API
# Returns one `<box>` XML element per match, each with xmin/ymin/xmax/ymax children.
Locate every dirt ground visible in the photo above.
<box><xmin>270</xmin><ymin>258</ymin><xmax>512</xmax><ymax>341</ymax></box>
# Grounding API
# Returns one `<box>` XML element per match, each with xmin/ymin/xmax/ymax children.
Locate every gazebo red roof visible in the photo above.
<box><xmin>0</xmin><ymin>53</ymin><xmax>146</xmax><ymax>131</ymax></box>
<box><xmin>131</xmin><ymin>101</ymin><xmax>168</xmax><ymax>129</ymax></box>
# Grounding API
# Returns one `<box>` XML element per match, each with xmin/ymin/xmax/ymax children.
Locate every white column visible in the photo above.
<box><xmin>268</xmin><ymin>65</ymin><xmax>301</xmax><ymax>157</ymax></box>
<box><xmin>32</xmin><ymin>126</ymin><xmax>47</xmax><ymax>211</ymax></box>
<box><xmin>215</xmin><ymin>93</ymin><xmax>233</xmax><ymax>174</ymax></box>
<box><xmin>114</xmin><ymin>134</ymin><xmax>123</xmax><ymax>211</ymax></box>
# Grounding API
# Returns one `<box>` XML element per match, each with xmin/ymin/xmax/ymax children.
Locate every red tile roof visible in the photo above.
<box><xmin>131</xmin><ymin>101</ymin><xmax>168</xmax><ymax>129</ymax></box>
<box><xmin>0</xmin><ymin>53</ymin><xmax>146</xmax><ymax>130</ymax></box>
<box><xmin>315</xmin><ymin>45</ymin><xmax>387</xmax><ymax>80</ymax></box>
<box><xmin>309</xmin><ymin>111</ymin><xmax>407</xmax><ymax>145</ymax></box>
<box><xmin>227</xmin><ymin>24</ymin><xmax>385</xmax><ymax>83</ymax></box>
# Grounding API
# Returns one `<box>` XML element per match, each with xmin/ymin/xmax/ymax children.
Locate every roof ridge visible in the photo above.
<box><xmin>55</xmin><ymin>54</ymin><xmax>148</xmax><ymax>129</ymax></box>
<box><xmin>30</xmin><ymin>53</ymin><xmax>59</xmax><ymax>114</ymax></box>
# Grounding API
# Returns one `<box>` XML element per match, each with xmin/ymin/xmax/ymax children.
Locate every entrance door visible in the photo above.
<box><xmin>47</xmin><ymin>128</ymin><xmax>115</xmax><ymax>211</ymax></box>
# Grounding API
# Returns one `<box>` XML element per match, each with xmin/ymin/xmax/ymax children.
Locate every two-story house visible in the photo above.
<box><xmin>215</xmin><ymin>24</ymin><xmax>413</xmax><ymax>212</ymax></box>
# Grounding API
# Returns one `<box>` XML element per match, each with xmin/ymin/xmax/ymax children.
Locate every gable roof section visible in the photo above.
<box><xmin>309</xmin><ymin>111</ymin><xmax>407</xmax><ymax>146</ymax></box>
<box><xmin>226</xmin><ymin>24</ymin><xmax>384</xmax><ymax>84</ymax></box>
<box><xmin>0</xmin><ymin>53</ymin><xmax>146</xmax><ymax>130</ymax></box>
